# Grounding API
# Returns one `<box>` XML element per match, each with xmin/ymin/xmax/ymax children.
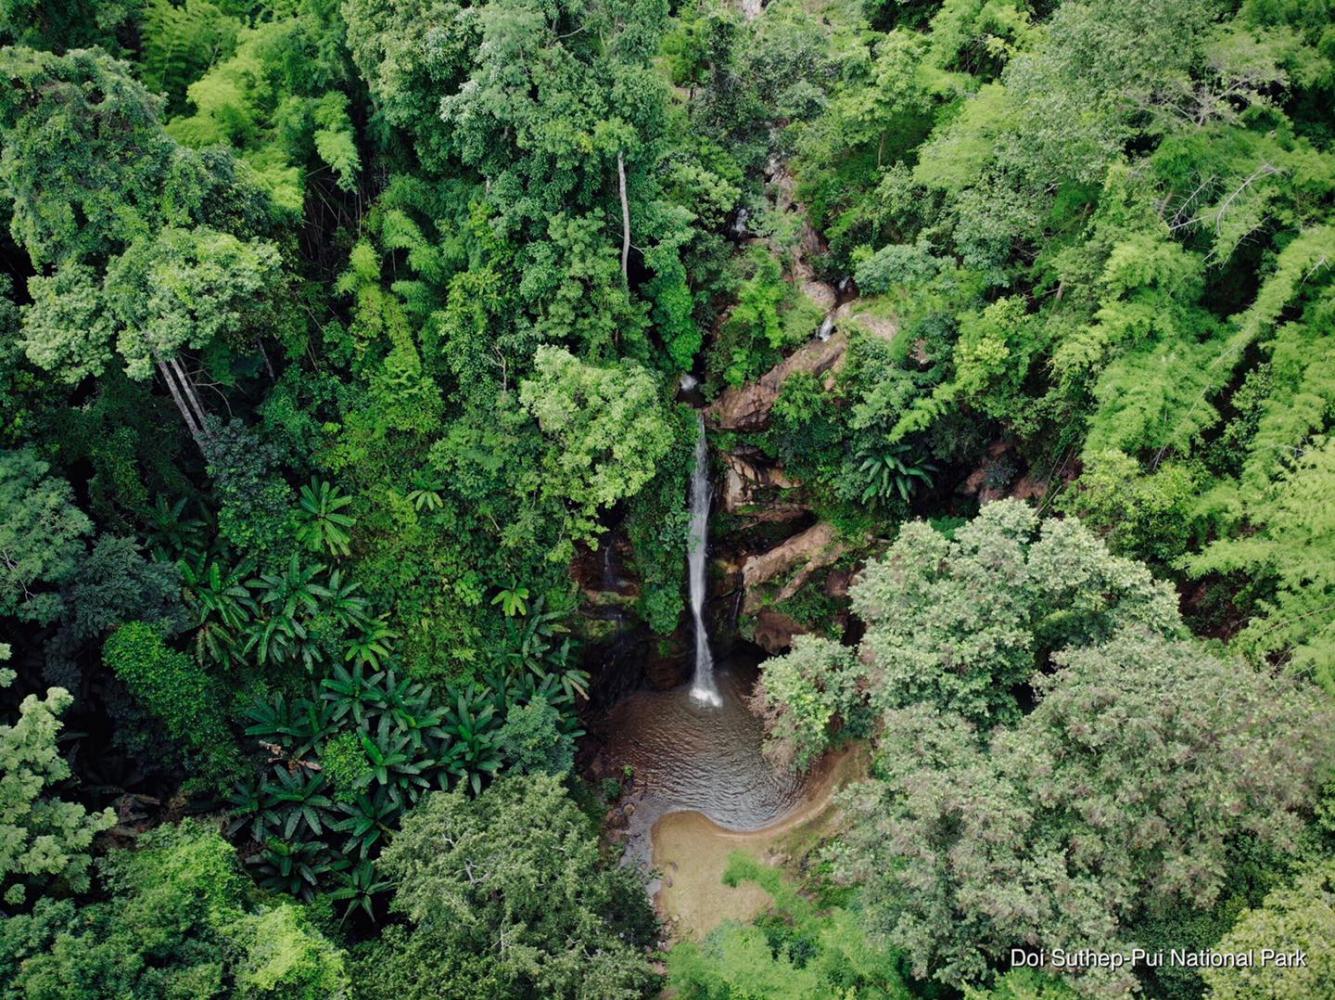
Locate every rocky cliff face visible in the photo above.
<box><xmin>704</xmin><ymin>306</ymin><xmax>897</xmax><ymax>433</ymax></box>
<box><xmin>582</xmin><ymin>156</ymin><xmax>904</xmax><ymax>677</ymax></box>
<box><xmin>740</xmin><ymin>521</ymin><xmax>852</xmax><ymax>614</ymax></box>
<box><xmin>705</xmin><ymin>330</ymin><xmax>851</xmax><ymax>431</ymax></box>
<box><xmin>720</xmin><ymin>451</ymin><xmax>806</xmax><ymax>521</ymax></box>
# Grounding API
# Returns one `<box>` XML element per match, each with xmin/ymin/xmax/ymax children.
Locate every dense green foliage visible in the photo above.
<box><xmin>353</xmin><ymin>774</ymin><xmax>659</xmax><ymax>999</ymax></box>
<box><xmin>758</xmin><ymin>504</ymin><xmax>1335</xmax><ymax>997</ymax></box>
<box><xmin>669</xmin><ymin>854</ymin><xmax>913</xmax><ymax>999</ymax></box>
<box><xmin>0</xmin><ymin>820</ymin><xmax>350</xmax><ymax>998</ymax></box>
<box><xmin>0</xmin><ymin>655</ymin><xmax>115</xmax><ymax>908</ymax></box>
<box><xmin>103</xmin><ymin>621</ymin><xmax>241</xmax><ymax>782</ymax></box>
<box><xmin>0</xmin><ymin>452</ymin><xmax>91</xmax><ymax>624</ymax></box>
<box><xmin>2</xmin><ymin>0</ymin><xmax>1334</xmax><ymax>997</ymax></box>
<box><xmin>746</xmin><ymin>634</ymin><xmax>864</xmax><ymax>772</ymax></box>
<box><xmin>834</xmin><ymin>630</ymin><xmax>1330</xmax><ymax>993</ymax></box>
<box><xmin>1201</xmin><ymin>861</ymin><xmax>1335</xmax><ymax>999</ymax></box>
<box><xmin>852</xmin><ymin>500</ymin><xmax>1180</xmax><ymax>725</ymax></box>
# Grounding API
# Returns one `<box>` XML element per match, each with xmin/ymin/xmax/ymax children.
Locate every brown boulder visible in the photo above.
<box><xmin>705</xmin><ymin>383</ymin><xmax>774</xmax><ymax>432</ymax></box>
<box><xmin>962</xmin><ymin>440</ymin><xmax>1015</xmax><ymax>502</ymax></box>
<box><xmin>846</xmin><ymin>310</ymin><xmax>898</xmax><ymax>344</ymax></box>
<box><xmin>707</xmin><ymin>331</ymin><xmax>849</xmax><ymax>431</ymax></box>
<box><xmin>824</xmin><ymin>568</ymin><xmax>854</xmax><ymax>599</ymax></box>
<box><xmin>801</xmin><ymin>279</ymin><xmax>837</xmax><ymax>312</ymax></box>
<box><xmin>1010</xmin><ymin>475</ymin><xmax>1049</xmax><ymax>501</ymax></box>
<box><xmin>752</xmin><ymin>609</ymin><xmax>807</xmax><ymax>654</ymax></box>
<box><xmin>721</xmin><ymin>452</ymin><xmax>802</xmax><ymax>513</ymax></box>
<box><xmin>742</xmin><ymin>521</ymin><xmax>855</xmax><ymax>614</ymax></box>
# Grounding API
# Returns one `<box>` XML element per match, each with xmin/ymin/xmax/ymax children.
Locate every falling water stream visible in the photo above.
<box><xmin>600</xmin><ymin>190</ymin><xmax>856</xmax><ymax>893</ymax></box>
<box><xmin>687</xmin><ymin>414</ymin><xmax>722</xmax><ymax>707</ymax></box>
<box><xmin>604</xmin><ymin>413</ymin><xmax>804</xmax><ymax>850</ymax></box>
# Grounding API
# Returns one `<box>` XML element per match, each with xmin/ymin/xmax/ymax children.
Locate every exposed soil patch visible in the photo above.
<box><xmin>651</xmin><ymin>742</ymin><xmax>867</xmax><ymax>941</ymax></box>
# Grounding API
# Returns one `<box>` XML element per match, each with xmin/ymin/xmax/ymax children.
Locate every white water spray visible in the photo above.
<box><xmin>687</xmin><ymin>414</ymin><xmax>721</xmax><ymax>707</ymax></box>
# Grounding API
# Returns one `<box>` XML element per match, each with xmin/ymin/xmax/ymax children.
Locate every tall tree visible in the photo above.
<box><xmin>0</xmin><ymin>47</ymin><xmax>292</xmax><ymax>451</ymax></box>
<box><xmin>0</xmin><ymin>450</ymin><xmax>91</xmax><ymax>625</ymax></box>
<box><xmin>355</xmin><ymin>774</ymin><xmax>659</xmax><ymax>1000</ymax></box>
<box><xmin>520</xmin><ymin>346</ymin><xmax>676</xmax><ymax>561</ymax></box>
<box><xmin>847</xmin><ymin>500</ymin><xmax>1180</xmax><ymax>727</ymax></box>
<box><xmin>830</xmin><ymin>632</ymin><xmax>1334</xmax><ymax>994</ymax></box>
<box><xmin>0</xmin><ymin>651</ymin><xmax>116</xmax><ymax>909</ymax></box>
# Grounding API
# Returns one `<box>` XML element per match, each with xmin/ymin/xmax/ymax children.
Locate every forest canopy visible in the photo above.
<box><xmin>1</xmin><ymin>0</ymin><xmax>1333</xmax><ymax>998</ymax></box>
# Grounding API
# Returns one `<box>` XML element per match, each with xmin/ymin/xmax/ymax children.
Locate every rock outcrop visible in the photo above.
<box><xmin>751</xmin><ymin>609</ymin><xmax>807</xmax><ymax>654</ymax></box>
<box><xmin>834</xmin><ymin>301</ymin><xmax>898</xmax><ymax>344</ymax></box>
<box><xmin>801</xmin><ymin>279</ymin><xmax>836</xmax><ymax>312</ymax></box>
<box><xmin>572</xmin><ymin>533</ymin><xmax>641</xmax><ymax>643</ymax></box>
<box><xmin>741</xmin><ymin>521</ymin><xmax>854</xmax><ymax>614</ymax></box>
<box><xmin>721</xmin><ymin>452</ymin><xmax>805</xmax><ymax>520</ymax></box>
<box><xmin>960</xmin><ymin>440</ymin><xmax>1050</xmax><ymax>505</ymax></box>
<box><xmin>643</xmin><ymin>641</ymin><xmax>692</xmax><ymax>690</ymax></box>
<box><xmin>707</xmin><ymin>331</ymin><xmax>850</xmax><ymax>431</ymax></box>
<box><xmin>704</xmin><ymin>305</ymin><xmax>898</xmax><ymax>433</ymax></box>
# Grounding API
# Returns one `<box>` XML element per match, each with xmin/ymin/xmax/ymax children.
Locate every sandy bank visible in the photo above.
<box><xmin>651</xmin><ymin>743</ymin><xmax>867</xmax><ymax>940</ymax></box>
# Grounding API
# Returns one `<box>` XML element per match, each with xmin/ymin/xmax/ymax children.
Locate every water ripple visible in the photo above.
<box><xmin>606</xmin><ymin>663</ymin><xmax>805</xmax><ymax>831</ymax></box>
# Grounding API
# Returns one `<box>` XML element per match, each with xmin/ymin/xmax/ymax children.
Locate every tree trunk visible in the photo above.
<box><xmin>256</xmin><ymin>338</ymin><xmax>275</xmax><ymax>379</ymax></box>
<box><xmin>156</xmin><ymin>358</ymin><xmax>207</xmax><ymax>451</ymax></box>
<box><xmin>618</xmin><ymin>151</ymin><xmax>631</xmax><ymax>284</ymax></box>
<box><xmin>168</xmin><ymin>355</ymin><xmax>211</xmax><ymax>438</ymax></box>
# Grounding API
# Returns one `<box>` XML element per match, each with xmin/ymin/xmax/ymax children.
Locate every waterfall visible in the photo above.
<box><xmin>688</xmin><ymin>414</ymin><xmax>722</xmax><ymax>707</ymax></box>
